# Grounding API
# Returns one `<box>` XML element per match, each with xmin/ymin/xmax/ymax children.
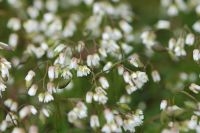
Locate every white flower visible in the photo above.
<box><xmin>29</xmin><ymin>125</ymin><xmax>38</xmax><ymax>133</ymax></box>
<box><xmin>86</xmin><ymin>91</ymin><xmax>93</xmax><ymax>103</ymax></box>
<box><xmin>76</xmin><ymin>102</ymin><xmax>87</xmax><ymax>119</ymax></box>
<box><xmin>10</xmin><ymin>102</ymin><xmax>18</xmax><ymax>112</ymax></box>
<box><xmin>68</xmin><ymin>110</ymin><xmax>77</xmax><ymax>123</ymax></box>
<box><xmin>87</xmin><ymin>53</ymin><xmax>100</xmax><ymax>67</ymax></box>
<box><xmin>0</xmin><ymin>82</ymin><xmax>6</xmax><ymax>97</ymax></box>
<box><xmin>129</xmin><ymin>54</ymin><xmax>142</xmax><ymax>68</ymax></box>
<box><xmin>54</xmin><ymin>44</ymin><xmax>66</xmax><ymax>53</ymax></box>
<box><xmin>119</xmin><ymin>20</ymin><xmax>133</xmax><ymax>33</ymax></box>
<box><xmin>90</xmin><ymin>115</ymin><xmax>100</xmax><ymax>128</ymax></box>
<box><xmin>7</xmin><ymin>18</ymin><xmax>21</xmax><ymax>31</ymax></box>
<box><xmin>38</xmin><ymin>92</ymin><xmax>54</xmax><ymax>103</ymax></box>
<box><xmin>189</xmin><ymin>83</ymin><xmax>200</xmax><ymax>94</ymax></box>
<box><xmin>193</xmin><ymin>21</ymin><xmax>200</xmax><ymax>33</ymax></box>
<box><xmin>125</xmin><ymin>84</ymin><xmax>137</xmax><ymax>94</ymax></box>
<box><xmin>151</xmin><ymin>70</ymin><xmax>161</xmax><ymax>82</ymax></box>
<box><xmin>104</xmin><ymin>109</ymin><xmax>114</xmax><ymax>123</ymax></box>
<box><xmin>47</xmin><ymin>82</ymin><xmax>56</xmax><ymax>94</ymax></box>
<box><xmin>23</xmin><ymin>19</ymin><xmax>39</xmax><ymax>33</ymax></box>
<box><xmin>12</xmin><ymin>127</ymin><xmax>25</xmax><ymax>133</ymax></box>
<box><xmin>123</xmin><ymin>111</ymin><xmax>144</xmax><ymax>132</ymax></box>
<box><xmin>61</xmin><ymin>69</ymin><xmax>72</xmax><ymax>79</ymax></box>
<box><xmin>25</xmin><ymin>70</ymin><xmax>35</xmax><ymax>82</ymax></box>
<box><xmin>160</xmin><ymin>100</ymin><xmax>167</xmax><ymax>110</ymax></box>
<box><xmin>76</xmin><ymin>41</ymin><xmax>85</xmax><ymax>52</ymax></box>
<box><xmin>188</xmin><ymin>115</ymin><xmax>198</xmax><ymax>129</ymax></box>
<box><xmin>99</xmin><ymin>77</ymin><xmax>109</xmax><ymax>89</ymax></box>
<box><xmin>19</xmin><ymin>105</ymin><xmax>37</xmax><ymax>119</ymax></box>
<box><xmin>193</xmin><ymin>49</ymin><xmax>200</xmax><ymax>61</ymax></box>
<box><xmin>117</xmin><ymin>66</ymin><xmax>124</xmax><ymax>75</ymax></box>
<box><xmin>0</xmin><ymin>120</ymin><xmax>8</xmax><ymax>132</ymax></box>
<box><xmin>0</xmin><ymin>58</ymin><xmax>11</xmax><ymax>79</ymax></box>
<box><xmin>5</xmin><ymin>112</ymin><xmax>18</xmax><ymax>125</ymax></box>
<box><xmin>77</xmin><ymin>65</ymin><xmax>90</xmax><ymax>77</ymax></box>
<box><xmin>93</xmin><ymin>87</ymin><xmax>108</xmax><ymax>104</ymax></box>
<box><xmin>141</xmin><ymin>31</ymin><xmax>156</xmax><ymax>49</ymax></box>
<box><xmin>123</xmin><ymin>71</ymin><xmax>131</xmax><ymax>83</ymax></box>
<box><xmin>48</xmin><ymin>66</ymin><xmax>55</xmax><ymax>81</ymax></box>
<box><xmin>185</xmin><ymin>33</ymin><xmax>195</xmax><ymax>46</ymax></box>
<box><xmin>28</xmin><ymin>84</ymin><xmax>38</xmax><ymax>96</ymax></box>
<box><xmin>45</xmin><ymin>0</ymin><xmax>58</xmax><ymax>12</ymax></box>
<box><xmin>68</xmin><ymin>101</ymin><xmax>88</xmax><ymax>123</ymax></box>
<box><xmin>4</xmin><ymin>99</ymin><xmax>12</xmax><ymax>108</ymax></box>
<box><xmin>9</xmin><ymin>33</ymin><xmax>18</xmax><ymax>48</ymax></box>
<box><xmin>101</xmin><ymin>124</ymin><xmax>111</xmax><ymax>133</ymax></box>
<box><xmin>121</xmin><ymin>43</ymin><xmax>133</xmax><ymax>54</ymax></box>
<box><xmin>69</xmin><ymin>58</ymin><xmax>79</xmax><ymax>69</ymax></box>
<box><xmin>115</xmin><ymin>115</ymin><xmax>123</xmax><ymax>126</ymax></box>
<box><xmin>44</xmin><ymin>92</ymin><xmax>54</xmax><ymax>103</ymax></box>
<box><xmin>167</xmin><ymin>4</ymin><xmax>178</xmax><ymax>17</ymax></box>
<box><xmin>156</xmin><ymin>20</ymin><xmax>170</xmax><ymax>29</ymax></box>
<box><xmin>103</xmin><ymin>62</ymin><xmax>112</xmax><ymax>72</ymax></box>
<box><xmin>131</xmin><ymin>71</ymin><xmax>148</xmax><ymax>89</ymax></box>
<box><xmin>168</xmin><ymin>38</ymin><xmax>176</xmax><ymax>50</ymax></box>
<box><xmin>41</xmin><ymin>108</ymin><xmax>50</xmax><ymax>117</ymax></box>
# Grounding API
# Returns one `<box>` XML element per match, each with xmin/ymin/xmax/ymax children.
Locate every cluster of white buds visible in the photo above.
<box><xmin>68</xmin><ymin>102</ymin><xmax>87</xmax><ymax>123</ymax></box>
